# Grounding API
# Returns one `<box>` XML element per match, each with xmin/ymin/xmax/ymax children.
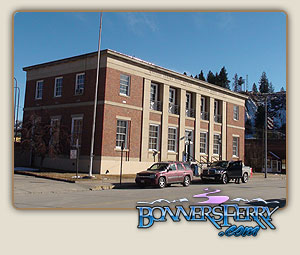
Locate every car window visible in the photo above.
<box><xmin>177</xmin><ymin>163</ymin><xmax>184</xmax><ymax>171</ymax></box>
<box><xmin>183</xmin><ymin>163</ymin><xmax>192</xmax><ymax>171</ymax></box>
<box><xmin>168</xmin><ymin>164</ymin><xmax>177</xmax><ymax>171</ymax></box>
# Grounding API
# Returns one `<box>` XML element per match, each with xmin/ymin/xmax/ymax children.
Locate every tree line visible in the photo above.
<box><xmin>184</xmin><ymin>68</ymin><xmax>285</xmax><ymax>93</ymax></box>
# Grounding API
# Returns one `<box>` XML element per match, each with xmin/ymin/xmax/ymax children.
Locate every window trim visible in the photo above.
<box><xmin>119</xmin><ymin>74</ymin><xmax>131</xmax><ymax>96</ymax></box>
<box><xmin>168</xmin><ymin>126</ymin><xmax>177</xmax><ymax>152</ymax></box>
<box><xmin>200</xmin><ymin>132</ymin><xmax>208</xmax><ymax>155</ymax></box>
<box><xmin>186</xmin><ymin>92</ymin><xmax>192</xmax><ymax>110</ymax></box>
<box><xmin>148</xmin><ymin>124</ymin><xmax>160</xmax><ymax>151</ymax></box>
<box><xmin>201</xmin><ymin>97</ymin><xmax>206</xmax><ymax>112</ymax></box>
<box><xmin>75</xmin><ymin>73</ymin><xmax>85</xmax><ymax>95</ymax></box>
<box><xmin>213</xmin><ymin>133</ymin><xmax>221</xmax><ymax>155</ymax></box>
<box><xmin>233</xmin><ymin>105</ymin><xmax>239</xmax><ymax>121</ymax></box>
<box><xmin>150</xmin><ymin>82</ymin><xmax>158</xmax><ymax>102</ymax></box>
<box><xmin>71</xmin><ymin>116</ymin><xmax>83</xmax><ymax>147</ymax></box>
<box><xmin>35</xmin><ymin>80</ymin><xmax>43</xmax><ymax>100</ymax></box>
<box><xmin>54</xmin><ymin>77</ymin><xmax>63</xmax><ymax>98</ymax></box>
<box><xmin>116</xmin><ymin>119</ymin><xmax>129</xmax><ymax>149</ymax></box>
<box><xmin>169</xmin><ymin>88</ymin><xmax>176</xmax><ymax>104</ymax></box>
<box><xmin>232</xmin><ymin>136</ymin><xmax>239</xmax><ymax>157</ymax></box>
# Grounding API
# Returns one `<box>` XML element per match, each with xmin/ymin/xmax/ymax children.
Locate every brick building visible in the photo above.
<box><xmin>23</xmin><ymin>49</ymin><xmax>248</xmax><ymax>174</ymax></box>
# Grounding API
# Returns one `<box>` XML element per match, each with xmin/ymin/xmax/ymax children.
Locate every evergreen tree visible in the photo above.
<box><xmin>280</xmin><ymin>87</ymin><xmax>285</xmax><ymax>92</ymax></box>
<box><xmin>232</xmin><ymin>73</ymin><xmax>239</xmax><ymax>92</ymax></box>
<box><xmin>269</xmin><ymin>82</ymin><xmax>275</xmax><ymax>93</ymax></box>
<box><xmin>259</xmin><ymin>72</ymin><xmax>269</xmax><ymax>93</ymax></box>
<box><xmin>218</xmin><ymin>66</ymin><xmax>230</xmax><ymax>89</ymax></box>
<box><xmin>198</xmin><ymin>70</ymin><xmax>206</xmax><ymax>81</ymax></box>
<box><xmin>215</xmin><ymin>72</ymin><xmax>221</xmax><ymax>86</ymax></box>
<box><xmin>238</xmin><ymin>76</ymin><xmax>245</xmax><ymax>91</ymax></box>
<box><xmin>252</xmin><ymin>83</ymin><xmax>258</xmax><ymax>93</ymax></box>
<box><xmin>194</xmin><ymin>74</ymin><xmax>198</xmax><ymax>79</ymax></box>
<box><xmin>183</xmin><ymin>72</ymin><xmax>187</xmax><ymax>75</ymax></box>
<box><xmin>207</xmin><ymin>71</ymin><xmax>216</xmax><ymax>84</ymax></box>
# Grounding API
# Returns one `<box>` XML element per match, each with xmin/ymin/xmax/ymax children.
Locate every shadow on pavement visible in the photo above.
<box><xmin>245</xmin><ymin>198</ymin><xmax>286</xmax><ymax>208</ymax></box>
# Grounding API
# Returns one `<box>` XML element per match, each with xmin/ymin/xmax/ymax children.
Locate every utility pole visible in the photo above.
<box><xmin>88</xmin><ymin>12</ymin><xmax>103</xmax><ymax>178</ymax></box>
<box><xmin>265</xmin><ymin>96</ymin><xmax>268</xmax><ymax>178</ymax></box>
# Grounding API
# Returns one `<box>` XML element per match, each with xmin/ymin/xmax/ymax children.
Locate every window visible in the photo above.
<box><xmin>120</xmin><ymin>74</ymin><xmax>130</xmax><ymax>96</ymax></box>
<box><xmin>200</xmin><ymin>132</ymin><xmax>207</xmax><ymax>154</ymax></box>
<box><xmin>233</xmin><ymin>136</ymin><xmax>239</xmax><ymax>157</ymax></box>
<box><xmin>233</xmin><ymin>105</ymin><xmax>239</xmax><ymax>120</ymax></box>
<box><xmin>201</xmin><ymin>97</ymin><xmax>208</xmax><ymax>120</ymax></box>
<box><xmin>150</xmin><ymin>83</ymin><xmax>158</xmax><ymax>102</ymax></box>
<box><xmin>186</xmin><ymin>92</ymin><xmax>191</xmax><ymax>109</ymax></box>
<box><xmin>35</xmin><ymin>80</ymin><xmax>43</xmax><ymax>99</ymax></box>
<box><xmin>214</xmin><ymin>100</ymin><xmax>219</xmax><ymax>116</ymax></box>
<box><xmin>149</xmin><ymin>124</ymin><xmax>160</xmax><ymax>151</ymax></box>
<box><xmin>169</xmin><ymin>88</ymin><xmax>175</xmax><ymax>104</ymax></box>
<box><xmin>71</xmin><ymin>117</ymin><xmax>83</xmax><ymax>146</ymax></box>
<box><xmin>116</xmin><ymin>120</ymin><xmax>128</xmax><ymax>149</ymax></box>
<box><xmin>75</xmin><ymin>73</ymin><xmax>85</xmax><ymax>95</ymax></box>
<box><xmin>168</xmin><ymin>127</ymin><xmax>177</xmax><ymax>152</ymax></box>
<box><xmin>54</xmin><ymin>77</ymin><xmax>63</xmax><ymax>97</ymax></box>
<box><xmin>213</xmin><ymin>134</ymin><xmax>221</xmax><ymax>155</ymax></box>
<box><xmin>50</xmin><ymin>118</ymin><xmax>60</xmax><ymax>145</ymax></box>
<box><xmin>177</xmin><ymin>163</ymin><xmax>184</xmax><ymax>171</ymax></box>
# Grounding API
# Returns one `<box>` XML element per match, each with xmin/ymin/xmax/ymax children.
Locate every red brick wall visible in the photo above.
<box><xmin>226</xmin><ymin>127</ymin><xmax>245</xmax><ymax>161</ymax></box>
<box><xmin>149</xmin><ymin>112</ymin><xmax>162</xmax><ymax>123</ymax></box>
<box><xmin>168</xmin><ymin>116</ymin><xmax>179</xmax><ymax>126</ymax></box>
<box><xmin>226</xmin><ymin>103</ymin><xmax>245</xmax><ymax>127</ymax></box>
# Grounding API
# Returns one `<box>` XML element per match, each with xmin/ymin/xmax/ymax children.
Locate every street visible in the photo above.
<box><xmin>13</xmin><ymin>174</ymin><xmax>286</xmax><ymax>209</ymax></box>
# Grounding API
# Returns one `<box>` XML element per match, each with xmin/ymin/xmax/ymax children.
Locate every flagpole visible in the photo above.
<box><xmin>88</xmin><ymin>12</ymin><xmax>103</xmax><ymax>178</ymax></box>
<box><xmin>265</xmin><ymin>95</ymin><xmax>268</xmax><ymax>178</ymax></box>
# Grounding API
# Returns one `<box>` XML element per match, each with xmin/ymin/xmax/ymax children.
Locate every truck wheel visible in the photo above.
<box><xmin>158</xmin><ymin>177</ymin><xmax>166</xmax><ymax>188</ymax></box>
<box><xmin>242</xmin><ymin>173</ymin><xmax>248</xmax><ymax>183</ymax></box>
<box><xmin>183</xmin><ymin>176</ymin><xmax>191</xmax><ymax>187</ymax></box>
<box><xmin>221</xmin><ymin>174</ymin><xmax>228</xmax><ymax>184</ymax></box>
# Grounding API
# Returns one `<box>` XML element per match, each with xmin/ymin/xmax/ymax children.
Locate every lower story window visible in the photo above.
<box><xmin>71</xmin><ymin>117</ymin><xmax>83</xmax><ymax>146</ymax></box>
<box><xmin>149</xmin><ymin>124</ymin><xmax>159</xmax><ymax>150</ymax></box>
<box><xmin>233</xmin><ymin>136</ymin><xmax>239</xmax><ymax>157</ymax></box>
<box><xmin>200</xmin><ymin>132</ymin><xmax>207</xmax><ymax>154</ymax></box>
<box><xmin>213</xmin><ymin>134</ymin><xmax>221</xmax><ymax>155</ymax></box>
<box><xmin>116</xmin><ymin>120</ymin><xmax>128</xmax><ymax>149</ymax></box>
<box><xmin>168</xmin><ymin>127</ymin><xmax>177</xmax><ymax>152</ymax></box>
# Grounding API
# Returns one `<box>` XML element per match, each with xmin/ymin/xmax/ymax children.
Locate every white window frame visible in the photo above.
<box><xmin>201</xmin><ymin>97</ymin><xmax>206</xmax><ymax>112</ymax></box>
<box><xmin>35</xmin><ymin>80</ymin><xmax>43</xmax><ymax>100</ymax></box>
<box><xmin>150</xmin><ymin>83</ymin><xmax>158</xmax><ymax>102</ymax></box>
<box><xmin>120</xmin><ymin>74</ymin><xmax>130</xmax><ymax>96</ymax></box>
<box><xmin>75</xmin><ymin>73</ymin><xmax>85</xmax><ymax>95</ymax></box>
<box><xmin>149</xmin><ymin>124</ymin><xmax>160</xmax><ymax>151</ymax></box>
<box><xmin>186</xmin><ymin>92</ymin><xmax>191</xmax><ymax>110</ymax></box>
<box><xmin>169</xmin><ymin>88</ymin><xmax>176</xmax><ymax>104</ymax></box>
<box><xmin>71</xmin><ymin>116</ymin><xmax>83</xmax><ymax>147</ymax></box>
<box><xmin>168</xmin><ymin>127</ymin><xmax>177</xmax><ymax>152</ymax></box>
<box><xmin>54</xmin><ymin>77</ymin><xmax>63</xmax><ymax>97</ymax></box>
<box><xmin>116</xmin><ymin>119</ymin><xmax>128</xmax><ymax>149</ymax></box>
<box><xmin>214</xmin><ymin>100</ymin><xmax>219</xmax><ymax>116</ymax></box>
<box><xmin>233</xmin><ymin>105</ymin><xmax>239</xmax><ymax>121</ymax></box>
<box><xmin>200</xmin><ymin>132</ymin><xmax>208</xmax><ymax>154</ymax></box>
<box><xmin>232</xmin><ymin>136</ymin><xmax>239</xmax><ymax>157</ymax></box>
<box><xmin>213</xmin><ymin>133</ymin><xmax>221</xmax><ymax>155</ymax></box>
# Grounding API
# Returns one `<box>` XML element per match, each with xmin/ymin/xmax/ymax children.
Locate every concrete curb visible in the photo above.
<box><xmin>14</xmin><ymin>171</ymin><xmax>76</xmax><ymax>183</ymax></box>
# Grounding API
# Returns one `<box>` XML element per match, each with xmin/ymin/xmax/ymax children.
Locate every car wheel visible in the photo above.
<box><xmin>221</xmin><ymin>174</ymin><xmax>228</xmax><ymax>184</ymax></box>
<box><xmin>183</xmin><ymin>176</ymin><xmax>191</xmax><ymax>187</ymax></box>
<box><xmin>158</xmin><ymin>177</ymin><xmax>166</xmax><ymax>188</ymax></box>
<box><xmin>242</xmin><ymin>173</ymin><xmax>248</xmax><ymax>183</ymax></box>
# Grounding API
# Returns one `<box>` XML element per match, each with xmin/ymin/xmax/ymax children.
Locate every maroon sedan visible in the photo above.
<box><xmin>135</xmin><ymin>161</ymin><xmax>193</xmax><ymax>188</ymax></box>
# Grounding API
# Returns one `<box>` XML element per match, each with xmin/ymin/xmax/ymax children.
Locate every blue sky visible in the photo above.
<box><xmin>14</xmin><ymin>11</ymin><xmax>286</xmax><ymax>121</ymax></box>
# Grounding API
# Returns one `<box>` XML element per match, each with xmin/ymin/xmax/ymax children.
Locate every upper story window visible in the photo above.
<box><xmin>75</xmin><ymin>73</ymin><xmax>85</xmax><ymax>95</ymax></box>
<box><xmin>150</xmin><ymin>82</ymin><xmax>162</xmax><ymax>111</ymax></box>
<box><xmin>200</xmin><ymin>96</ymin><xmax>209</xmax><ymax>120</ymax></box>
<box><xmin>233</xmin><ymin>105</ymin><xmax>239</xmax><ymax>120</ymax></box>
<box><xmin>169</xmin><ymin>88</ymin><xmax>179</xmax><ymax>114</ymax></box>
<box><xmin>214</xmin><ymin>99</ymin><xmax>222</xmax><ymax>123</ymax></box>
<box><xmin>35</xmin><ymin>80</ymin><xmax>43</xmax><ymax>100</ymax></box>
<box><xmin>120</xmin><ymin>74</ymin><xmax>130</xmax><ymax>96</ymax></box>
<box><xmin>54</xmin><ymin>77</ymin><xmax>63</xmax><ymax>97</ymax></box>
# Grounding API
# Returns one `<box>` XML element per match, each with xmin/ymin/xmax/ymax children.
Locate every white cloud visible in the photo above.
<box><xmin>123</xmin><ymin>13</ymin><xmax>157</xmax><ymax>33</ymax></box>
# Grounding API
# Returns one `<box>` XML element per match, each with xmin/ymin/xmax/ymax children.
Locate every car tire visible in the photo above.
<box><xmin>242</xmin><ymin>173</ymin><xmax>248</xmax><ymax>183</ymax></box>
<box><xmin>183</xmin><ymin>176</ymin><xmax>191</xmax><ymax>187</ymax></box>
<box><xmin>158</xmin><ymin>177</ymin><xmax>166</xmax><ymax>188</ymax></box>
<box><xmin>221</xmin><ymin>174</ymin><xmax>228</xmax><ymax>184</ymax></box>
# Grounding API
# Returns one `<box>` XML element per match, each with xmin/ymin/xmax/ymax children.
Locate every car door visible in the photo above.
<box><xmin>176</xmin><ymin>163</ymin><xmax>185</xmax><ymax>183</ymax></box>
<box><xmin>166</xmin><ymin>163</ymin><xmax>178</xmax><ymax>183</ymax></box>
<box><xmin>227</xmin><ymin>161</ymin><xmax>242</xmax><ymax>178</ymax></box>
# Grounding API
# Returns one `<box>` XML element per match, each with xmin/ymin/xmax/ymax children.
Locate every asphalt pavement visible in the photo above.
<box><xmin>13</xmin><ymin>173</ymin><xmax>287</xmax><ymax>209</ymax></box>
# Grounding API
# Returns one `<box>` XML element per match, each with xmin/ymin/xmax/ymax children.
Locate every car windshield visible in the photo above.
<box><xmin>210</xmin><ymin>161</ymin><xmax>228</xmax><ymax>168</ymax></box>
<box><xmin>148</xmin><ymin>163</ymin><xmax>169</xmax><ymax>171</ymax></box>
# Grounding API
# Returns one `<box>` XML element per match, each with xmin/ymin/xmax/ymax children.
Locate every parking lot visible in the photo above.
<box><xmin>13</xmin><ymin>173</ymin><xmax>286</xmax><ymax>209</ymax></box>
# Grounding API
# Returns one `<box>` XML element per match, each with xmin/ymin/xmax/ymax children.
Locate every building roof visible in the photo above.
<box><xmin>23</xmin><ymin>49</ymin><xmax>248</xmax><ymax>101</ymax></box>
